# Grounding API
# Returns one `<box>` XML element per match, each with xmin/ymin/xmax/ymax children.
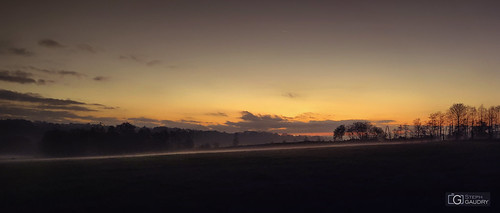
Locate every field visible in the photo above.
<box><xmin>1</xmin><ymin>141</ymin><xmax>499</xmax><ymax>212</ymax></box>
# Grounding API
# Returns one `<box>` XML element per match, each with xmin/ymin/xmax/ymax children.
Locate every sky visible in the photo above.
<box><xmin>1</xmin><ymin>0</ymin><xmax>500</xmax><ymax>134</ymax></box>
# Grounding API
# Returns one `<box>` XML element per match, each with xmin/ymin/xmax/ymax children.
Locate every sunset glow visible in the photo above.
<box><xmin>1</xmin><ymin>1</ymin><xmax>500</xmax><ymax>134</ymax></box>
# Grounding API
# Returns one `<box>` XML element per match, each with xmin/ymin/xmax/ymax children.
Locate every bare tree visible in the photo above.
<box><xmin>478</xmin><ymin>104</ymin><xmax>487</xmax><ymax>126</ymax></box>
<box><xmin>467</xmin><ymin>106</ymin><xmax>477</xmax><ymax>139</ymax></box>
<box><xmin>428</xmin><ymin>113</ymin><xmax>438</xmax><ymax>139</ymax></box>
<box><xmin>437</xmin><ymin>111</ymin><xmax>446</xmax><ymax>140</ymax></box>
<box><xmin>487</xmin><ymin>106</ymin><xmax>497</xmax><ymax>138</ymax></box>
<box><xmin>413</xmin><ymin>118</ymin><xmax>422</xmax><ymax>138</ymax></box>
<box><xmin>448</xmin><ymin>103</ymin><xmax>467</xmax><ymax>139</ymax></box>
<box><xmin>496</xmin><ymin>106</ymin><xmax>500</xmax><ymax>138</ymax></box>
<box><xmin>403</xmin><ymin>124</ymin><xmax>410</xmax><ymax>139</ymax></box>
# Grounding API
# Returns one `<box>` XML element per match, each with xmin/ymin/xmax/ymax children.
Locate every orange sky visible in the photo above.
<box><xmin>1</xmin><ymin>1</ymin><xmax>500</xmax><ymax>134</ymax></box>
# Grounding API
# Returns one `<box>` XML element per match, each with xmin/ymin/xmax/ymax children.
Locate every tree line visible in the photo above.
<box><xmin>333</xmin><ymin>103</ymin><xmax>500</xmax><ymax>141</ymax></box>
<box><xmin>0</xmin><ymin>119</ymin><xmax>307</xmax><ymax>157</ymax></box>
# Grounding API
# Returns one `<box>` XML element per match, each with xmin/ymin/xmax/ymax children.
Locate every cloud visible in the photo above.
<box><xmin>0</xmin><ymin>89</ymin><xmax>114</xmax><ymax>110</ymax></box>
<box><xmin>282</xmin><ymin>92</ymin><xmax>299</xmax><ymax>99</ymax></box>
<box><xmin>293</xmin><ymin>112</ymin><xmax>321</xmax><ymax>120</ymax></box>
<box><xmin>35</xmin><ymin>79</ymin><xmax>55</xmax><ymax>85</ymax></box>
<box><xmin>89</xmin><ymin>103</ymin><xmax>117</xmax><ymax>110</ymax></box>
<box><xmin>58</xmin><ymin>70</ymin><xmax>84</xmax><ymax>77</ymax></box>
<box><xmin>126</xmin><ymin>117</ymin><xmax>210</xmax><ymax>129</ymax></box>
<box><xmin>0</xmin><ymin>105</ymin><xmax>83</xmax><ymax>123</ymax></box>
<box><xmin>119</xmin><ymin>55</ymin><xmax>141</xmax><ymax>62</ymax></box>
<box><xmin>38</xmin><ymin>39</ymin><xmax>64</xmax><ymax>48</ymax></box>
<box><xmin>113</xmin><ymin>111</ymin><xmax>390</xmax><ymax>133</ymax></box>
<box><xmin>27</xmin><ymin>66</ymin><xmax>85</xmax><ymax>77</ymax></box>
<box><xmin>0</xmin><ymin>70</ymin><xmax>49</xmax><ymax>84</ymax></box>
<box><xmin>7</xmin><ymin>48</ymin><xmax>34</xmax><ymax>56</ymax></box>
<box><xmin>76</xmin><ymin>44</ymin><xmax>99</xmax><ymax>53</ymax></box>
<box><xmin>0</xmin><ymin>40</ymin><xmax>34</xmax><ymax>56</ymax></box>
<box><xmin>206</xmin><ymin>112</ymin><xmax>228</xmax><ymax>117</ymax></box>
<box><xmin>0</xmin><ymin>89</ymin><xmax>119</xmax><ymax>124</ymax></box>
<box><xmin>0</xmin><ymin>67</ymin><xmax>87</xmax><ymax>85</ymax></box>
<box><xmin>0</xmin><ymin>105</ymin><xmax>121</xmax><ymax>124</ymax></box>
<box><xmin>240</xmin><ymin>111</ymin><xmax>284</xmax><ymax>122</ymax></box>
<box><xmin>0</xmin><ymin>89</ymin><xmax>85</xmax><ymax>105</ymax></box>
<box><xmin>38</xmin><ymin>105</ymin><xmax>98</xmax><ymax>112</ymax></box>
<box><xmin>207</xmin><ymin>111</ymin><xmax>375</xmax><ymax>133</ymax></box>
<box><xmin>93</xmin><ymin>76</ymin><xmax>109</xmax><ymax>81</ymax></box>
<box><xmin>374</xmin><ymin>120</ymin><xmax>396</xmax><ymax>124</ymax></box>
<box><xmin>119</xmin><ymin>54</ymin><xmax>162</xmax><ymax>67</ymax></box>
<box><xmin>146</xmin><ymin>60</ymin><xmax>162</xmax><ymax>66</ymax></box>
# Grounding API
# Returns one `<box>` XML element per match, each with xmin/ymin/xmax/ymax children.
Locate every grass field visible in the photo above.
<box><xmin>1</xmin><ymin>141</ymin><xmax>499</xmax><ymax>212</ymax></box>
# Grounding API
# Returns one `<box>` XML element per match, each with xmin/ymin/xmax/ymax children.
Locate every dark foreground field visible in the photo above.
<box><xmin>1</xmin><ymin>141</ymin><xmax>500</xmax><ymax>212</ymax></box>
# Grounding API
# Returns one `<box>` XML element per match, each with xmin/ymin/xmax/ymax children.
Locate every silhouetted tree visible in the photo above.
<box><xmin>487</xmin><ymin>106</ymin><xmax>498</xmax><ymax>138</ymax></box>
<box><xmin>437</xmin><ymin>111</ymin><xmax>446</xmax><ymax>140</ymax></box>
<box><xmin>403</xmin><ymin>124</ymin><xmax>410</xmax><ymax>139</ymax></box>
<box><xmin>466</xmin><ymin>106</ymin><xmax>477</xmax><ymax>139</ymax></box>
<box><xmin>347</xmin><ymin>122</ymin><xmax>372</xmax><ymax>140</ymax></box>
<box><xmin>116</xmin><ymin>122</ymin><xmax>136</xmax><ymax>135</ymax></box>
<box><xmin>427</xmin><ymin>113</ymin><xmax>438</xmax><ymax>139</ymax></box>
<box><xmin>448</xmin><ymin>103</ymin><xmax>467</xmax><ymax>139</ymax></box>
<box><xmin>370</xmin><ymin>126</ymin><xmax>386</xmax><ymax>140</ymax></box>
<box><xmin>413</xmin><ymin>118</ymin><xmax>422</xmax><ymax>138</ymax></box>
<box><xmin>333</xmin><ymin>125</ymin><xmax>346</xmax><ymax>141</ymax></box>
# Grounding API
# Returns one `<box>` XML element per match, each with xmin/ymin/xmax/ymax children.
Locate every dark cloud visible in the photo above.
<box><xmin>58</xmin><ymin>70</ymin><xmax>83</xmax><ymax>77</ymax></box>
<box><xmin>27</xmin><ymin>66</ymin><xmax>85</xmax><ymax>77</ymax></box>
<box><xmin>119</xmin><ymin>55</ymin><xmax>141</xmax><ymax>62</ymax></box>
<box><xmin>146</xmin><ymin>60</ymin><xmax>162</xmax><ymax>66</ymax></box>
<box><xmin>207</xmin><ymin>111</ymin><xmax>376</xmax><ymax>133</ymax></box>
<box><xmin>0</xmin><ymin>90</ymin><xmax>119</xmax><ymax>124</ymax></box>
<box><xmin>206</xmin><ymin>112</ymin><xmax>228</xmax><ymax>117</ymax></box>
<box><xmin>102</xmin><ymin>106</ymin><xmax>117</xmax><ymax>110</ymax></box>
<box><xmin>0</xmin><ymin>41</ymin><xmax>33</xmax><ymax>56</ymax></box>
<box><xmin>7</xmin><ymin>48</ymin><xmax>34</xmax><ymax>56</ymax></box>
<box><xmin>76</xmin><ymin>44</ymin><xmax>99</xmax><ymax>53</ymax></box>
<box><xmin>89</xmin><ymin>103</ymin><xmax>117</xmax><ymax>110</ymax></box>
<box><xmin>374</xmin><ymin>120</ymin><xmax>396</xmax><ymax>124</ymax></box>
<box><xmin>241</xmin><ymin>111</ymin><xmax>284</xmax><ymax>122</ymax></box>
<box><xmin>0</xmin><ymin>105</ymin><xmax>82</xmax><ymax>123</ymax></box>
<box><xmin>0</xmin><ymin>89</ymin><xmax>85</xmax><ymax>105</ymax></box>
<box><xmin>0</xmin><ymin>105</ymin><xmax>121</xmax><ymax>124</ymax></box>
<box><xmin>38</xmin><ymin>105</ymin><xmax>97</xmax><ymax>112</ymax></box>
<box><xmin>125</xmin><ymin>111</ymin><xmax>387</xmax><ymax>133</ymax></box>
<box><xmin>36</xmin><ymin>79</ymin><xmax>55</xmax><ymax>85</ymax></box>
<box><xmin>126</xmin><ymin>117</ymin><xmax>210</xmax><ymax>129</ymax></box>
<box><xmin>0</xmin><ymin>70</ymin><xmax>37</xmax><ymax>84</ymax></box>
<box><xmin>282</xmin><ymin>92</ymin><xmax>299</xmax><ymax>98</ymax></box>
<box><xmin>119</xmin><ymin>55</ymin><xmax>162</xmax><ymax>66</ymax></box>
<box><xmin>38</xmin><ymin>39</ymin><xmax>64</xmax><ymax>48</ymax></box>
<box><xmin>93</xmin><ymin>76</ymin><xmax>109</xmax><ymax>81</ymax></box>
